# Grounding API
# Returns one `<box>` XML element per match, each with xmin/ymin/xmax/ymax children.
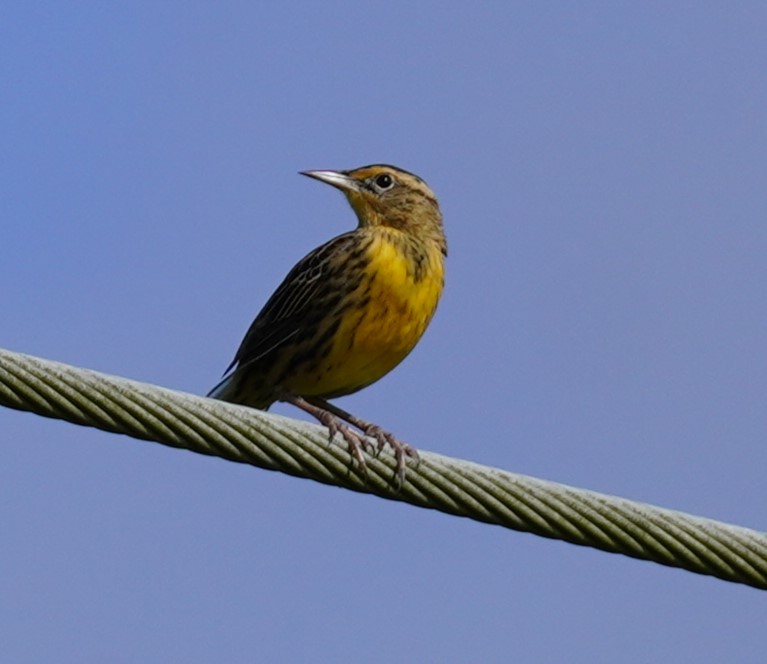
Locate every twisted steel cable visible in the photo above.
<box><xmin>1</xmin><ymin>347</ymin><xmax>765</xmax><ymax>589</ymax></box>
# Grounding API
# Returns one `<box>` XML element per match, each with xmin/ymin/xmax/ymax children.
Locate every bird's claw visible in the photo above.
<box><xmin>322</xmin><ymin>418</ymin><xmax>417</xmax><ymax>486</ymax></box>
<box><xmin>361</xmin><ymin>424</ymin><xmax>419</xmax><ymax>487</ymax></box>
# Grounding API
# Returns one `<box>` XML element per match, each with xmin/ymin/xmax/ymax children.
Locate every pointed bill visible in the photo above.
<box><xmin>300</xmin><ymin>169</ymin><xmax>361</xmax><ymax>193</ymax></box>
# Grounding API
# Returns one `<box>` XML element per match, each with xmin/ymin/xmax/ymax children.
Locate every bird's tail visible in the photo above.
<box><xmin>206</xmin><ymin>373</ymin><xmax>236</xmax><ymax>401</ymax></box>
<box><xmin>206</xmin><ymin>370</ymin><xmax>272</xmax><ymax>410</ymax></box>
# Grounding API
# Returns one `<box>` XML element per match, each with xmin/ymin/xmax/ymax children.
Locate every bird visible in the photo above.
<box><xmin>208</xmin><ymin>164</ymin><xmax>447</xmax><ymax>484</ymax></box>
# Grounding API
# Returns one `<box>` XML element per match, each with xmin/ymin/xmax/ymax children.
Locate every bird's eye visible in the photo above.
<box><xmin>374</xmin><ymin>173</ymin><xmax>394</xmax><ymax>190</ymax></box>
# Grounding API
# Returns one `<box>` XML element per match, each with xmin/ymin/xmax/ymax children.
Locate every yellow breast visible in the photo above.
<box><xmin>302</xmin><ymin>231</ymin><xmax>445</xmax><ymax>398</ymax></box>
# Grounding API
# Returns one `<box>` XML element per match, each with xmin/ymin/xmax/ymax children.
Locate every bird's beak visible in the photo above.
<box><xmin>300</xmin><ymin>169</ymin><xmax>360</xmax><ymax>193</ymax></box>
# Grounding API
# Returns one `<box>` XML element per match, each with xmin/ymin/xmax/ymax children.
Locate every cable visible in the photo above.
<box><xmin>1</xmin><ymin>346</ymin><xmax>764</xmax><ymax>589</ymax></box>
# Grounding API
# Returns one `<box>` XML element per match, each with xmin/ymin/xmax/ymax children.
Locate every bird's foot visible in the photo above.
<box><xmin>283</xmin><ymin>394</ymin><xmax>418</xmax><ymax>487</ymax></box>
<box><xmin>360</xmin><ymin>424</ymin><xmax>419</xmax><ymax>486</ymax></box>
<box><xmin>316</xmin><ymin>411</ymin><xmax>375</xmax><ymax>476</ymax></box>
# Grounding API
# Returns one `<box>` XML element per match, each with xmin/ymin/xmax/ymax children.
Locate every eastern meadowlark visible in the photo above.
<box><xmin>208</xmin><ymin>164</ymin><xmax>446</xmax><ymax>483</ymax></box>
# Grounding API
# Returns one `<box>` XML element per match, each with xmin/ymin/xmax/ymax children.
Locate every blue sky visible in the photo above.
<box><xmin>2</xmin><ymin>3</ymin><xmax>766</xmax><ymax>662</ymax></box>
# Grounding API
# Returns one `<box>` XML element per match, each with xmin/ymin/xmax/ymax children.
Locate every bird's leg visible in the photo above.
<box><xmin>283</xmin><ymin>395</ymin><xmax>374</xmax><ymax>477</ymax></box>
<box><xmin>306</xmin><ymin>397</ymin><xmax>419</xmax><ymax>486</ymax></box>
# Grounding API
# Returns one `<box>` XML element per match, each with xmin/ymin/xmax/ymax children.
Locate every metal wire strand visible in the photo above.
<box><xmin>1</xmin><ymin>347</ymin><xmax>765</xmax><ymax>589</ymax></box>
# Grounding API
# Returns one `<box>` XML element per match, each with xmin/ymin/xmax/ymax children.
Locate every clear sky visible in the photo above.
<box><xmin>2</xmin><ymin>3</ymin><xmax>766</xmax><ymax>662</ymax></box>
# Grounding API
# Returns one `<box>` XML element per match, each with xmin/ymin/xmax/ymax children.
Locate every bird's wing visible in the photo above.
<box><xmin>222</xmin><ymin>231</ymin><xmax>360</xmax><ymax>375</ymax></box>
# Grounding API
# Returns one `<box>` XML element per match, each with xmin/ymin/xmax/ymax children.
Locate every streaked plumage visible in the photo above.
<box><xmin>209</xmin><ymin>164</ymin><xmax>446</xmax><ymax>483</ymax></box>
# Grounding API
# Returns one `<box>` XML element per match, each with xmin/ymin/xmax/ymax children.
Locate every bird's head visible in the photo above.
<box><xmin>301</xmin><ymin>164</ymin><xmax>446</xmax><ymax>255</ymax></box>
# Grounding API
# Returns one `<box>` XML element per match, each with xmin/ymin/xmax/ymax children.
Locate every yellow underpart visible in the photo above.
<box><xmin>289</xmin><ymin>230</ymin><xmax>445</xmax><ymax>397</ymax></box>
